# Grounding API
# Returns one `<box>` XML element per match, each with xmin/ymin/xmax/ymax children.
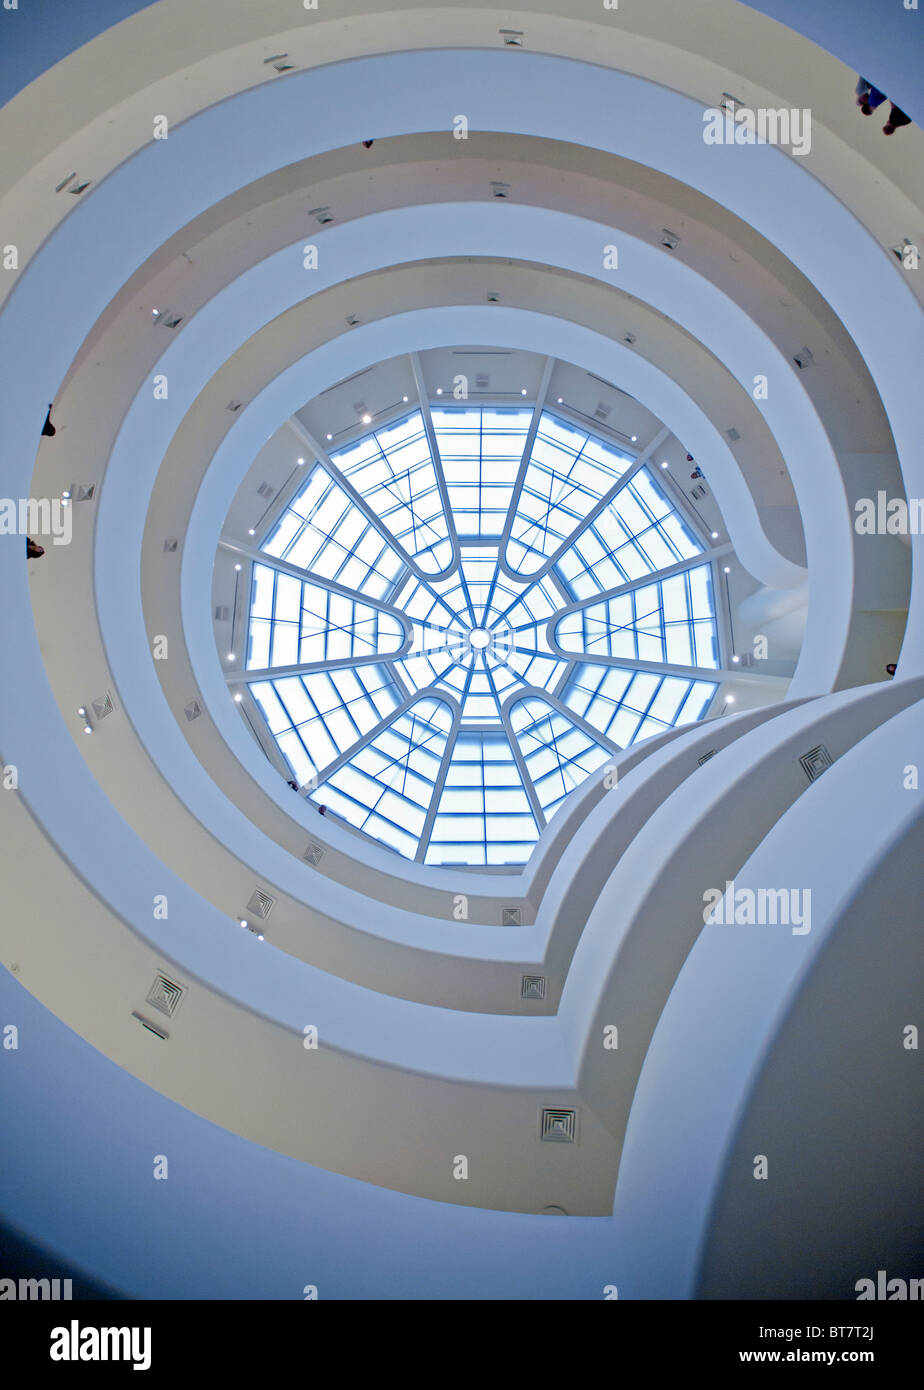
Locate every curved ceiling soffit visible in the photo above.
<box><xmin>7</xmin><ymin>51</ymin><xmax>917</xmax><ymax>706</ymax></box>
<box><xmin>0</xmin><ymin>51</ymin><xmax>917</xmax><ymax>1023</ymax></box>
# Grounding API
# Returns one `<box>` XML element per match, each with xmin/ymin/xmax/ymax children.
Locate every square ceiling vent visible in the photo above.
<box><xmin>246</xmin><ymin>888</ymin><xmax>276</xmax><ymax>919</ymax></box>
<box><xmin>539</xmin><ymin>1108</ymin><xmax>576</xmax><ymax>1143</ymax></box>
<box><xmin>521</xmin><ymin>974</ymin><xmax>546</xmax><ymax>1000</ymax></box>
<box><xmin>502</xmin><ymin>906</ymin><xmax>522</xmax><ymax>926</ymax></box>
<box><xmin>303</xmin><ymin>841</ymin><xmax>325</xmax><ymax>867</ymax></box>
<box><xmin>92</xmin><ymin>692</ymin><xmax>115</xmax><ymax>721</ymax></box>
<box><xmin>146</xmin><ymin>973</ymin><xmax>184</xmax><ymax>1018</ymax></box>
<box><xmin>799</xmin><ymin>744</ymin><xmax>833</xmax><ymax>783</ymax></box>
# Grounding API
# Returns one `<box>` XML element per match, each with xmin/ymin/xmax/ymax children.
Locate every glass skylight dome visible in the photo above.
<box><xmin>243</xmin><ymin>405</ymin><xmax>720</xmax><ymax>866</ymax></box>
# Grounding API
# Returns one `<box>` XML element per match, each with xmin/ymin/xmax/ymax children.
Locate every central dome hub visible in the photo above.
<box><xmin>468</xmin><ymin>627</ymin><xmax>491</xmax><ymax>650</ymax></box>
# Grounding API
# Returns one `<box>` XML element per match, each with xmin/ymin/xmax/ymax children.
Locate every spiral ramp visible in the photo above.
<box><xmin>0</xmin><ymin>0</ymin><xmax>922</xmax><ymax>1299</ymax></box>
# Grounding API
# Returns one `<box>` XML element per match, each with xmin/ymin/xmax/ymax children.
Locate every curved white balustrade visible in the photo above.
<box><xmin>559</xmin><ymin>676</ymin><xmax>924</xmax><ymax>1127</ymax></box>
<box><xmin>1</xmin><ymin>0</ymin><xmax>921</xmax><ymax>1290</ymax></box>
<box><xmin>611</xmin><ymin>689</ymin><xmax>924</xmax><ymax>1297</ymax></box>
<box><xmin>3</xmin><ymin>54</ymin><xmax>917</xmax><ymax>995</ymax></box>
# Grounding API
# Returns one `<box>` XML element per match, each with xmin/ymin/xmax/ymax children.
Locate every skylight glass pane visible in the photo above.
<box><xmin>329</xmin><ymin>411</ymin><xmax>453</xmax><ymax>573</ymax></box>
<box><xmin>509</xmin><ymin>697</ymin><xmax>610</xmax><ymax>820</ymax></box>
<box><xmin>554</xmin><ymin>467</ymin><xmax>703</xmax><ymax>599</ymax></box>
<box><xmin>432</xmin><ymin>406</ymin><xmax>531</xmax><ymax>537</ymax></box>
<box><xmin>505</xmin><ymin>412</ymin><xmax>632</xmax><ymax>575</ymax></box>
<box><xmin>562</xmin><ymin>663</ymin><xmax>718</xmax><ymax>749</ymax></box>
<box><xmin>244</xmin><ymin>406</ymin><xmax>722</xmax><ymax>865</ymax></box>
<box><xmin>250</xmin><ymin>665</ymin><xmax>401</xmax><ymax>783</ymax></box>
<box><xmin>247</xmin><ymin>565</ymin><xmax>405</xmax><ymax>671</ymax></box>
<box><xmin>260</xmin><ymin>464</ymin><xmax>404</xmax><ymax>599</ymax></box>
<box><xmin>311</xmin><ymin>697</ymin><xmax>453</xmax><ymax>858</ymax></box>
<box><xmin>425</xmin><ymin>732</ymin><xmax>538</xmax><ymax>866</ymax></box>
<box><xmin>555</xmin><ymin>564</ymin><xmax>718</xmax><ymax>669</ymax></box>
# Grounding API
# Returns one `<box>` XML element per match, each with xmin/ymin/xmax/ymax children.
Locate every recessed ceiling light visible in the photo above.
<box><xmin>234</xmin><ymin>563</ymin><xmax>242</xmax><ymax>571</ymax></box>
<box><xmin>403</xmin><ymin>395</ymin><xmax>409</xmax><ymax>402</ymax></box>
<box><xmin>436</xmin><ymin>388</ymin><xmax>443</xmax><ymax>395</ymax></box>
<box><xmin>723</xmin><ymin>566</ymin><xmax>731</xmax><ymax>574</ymax></box>
<box><xmin>234</xmin><ymin>692</ymin><xmax>243</xmax><ymax>702</ymax></box>
<box><xmin>361</xmin><ymin>413</ymin><xmax>372</xmax><ymax>424</ymax></box>
<box><xmin>227</xmin><ymin>652</ymin><xmax>236</xmax><ymax>660</ymax></box>
<box><xmin>257</xmin><ymin>934</ymin><xmax>265</xmax><ymax>941</ymax></box>
<box><xmin>726</xmin><ymin>696</ymin><xmax>736</xmax><ymax>704</ymax></box>
<box><xmin>62</xmin><ymin>490</ymin><xmax>71</xmax><ymax>499</ymax></box>
<box><xmin>240</xmin><ymin>919</ymin><xmax>248</xmax><ymax>928</ymax></box>
<box><xmin>521</xmin><ymin>388</ymin><xmax>528</xmax><ymax>395</ymax></box>
<box><xmin>631</xmin><ymin>435</ymin><xmax>638</xmax><ymax>443</ymax></box>
<box><xmin>661</xmin><ymin>460</ymin><xmax>669</xmax><ymax>469</ymax></box>
<box><xmin>732</xmin><ymin>655</ymin><xmax>740</xmax><ymax>664</ymax></box>
<box><xmin>556</xmin><ymin>397</ymin><xmax>563</xmax><ymax>404</ymax></box>
<box><xmin>711</xmin><ymin>531</ymin><xmax>719</xmax><ymax>540</ymax></box>
<box><xmin>248</xmin><ymin>528</ymin><xmax>255</xmax><ymax>536</ymax></box>
<box><xmin>82</xmin><ymin>725</ymin><xmax>92</xmax><ymax>735</ymax></box>
<box><xmin>326</xmin><ymin>433</ymin><xmax>333</xmax><ymax>440</ymax></box>
<box><xmin>77</xmin><ymin>707</ymin><xmax>86</xmax><ymax>716</ymax></box>
<box><xmin>297</xmin><ymin>457</ymin><xmax>305</xmax><ymax>464</ymax></box>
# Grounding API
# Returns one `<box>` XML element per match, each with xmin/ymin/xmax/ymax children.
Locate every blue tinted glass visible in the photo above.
<box><xmin>244</xmin><ymin>408</ymin><xmax>721</xmax><ymax>862</ymax></box>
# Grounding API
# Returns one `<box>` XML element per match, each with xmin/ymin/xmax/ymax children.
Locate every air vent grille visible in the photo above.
<box><xmin>214</xmin><ymin>605</ymin><xmax>230</xmax><ymax>622</ymax></box>
<box><xmin>726</xmin><ymin>427</ymin><xmax>741</xmax><ymax>441</ymax></box>
<box><xmin>256</xmin><ymin>482</ymin><xmax>275</xmax><ymax>500</ymax></box>
<box><xmin>184</xmin><ymin>700</ymin><xmax>202</xmax><ymax>722</ymax></box>
<box><xmin>92</xmin><ymin>692</ymin><xmax>114</xmax><ymax>721</ymax></box>
<box><xmin>697</xmin><ymin>749</ymin><xmax>717</xmax><ymax>766</ymax></box>
<box><xmin>799</xmin><ymin>744</ymin><xmax>833</xmax><ymax>782</ymax></box>
<box><xmin>475</xmin><ymin>374</ymin><xmax>490</xmax><ymax>390</ymax></box>
<box><xmin>502</xmin><ymin>906</ymin><xmax>522</xmax><ymax>926</ymax></box>
<box><xmin>246</xmin><ymin>888</ymin><xmax>276</xmax><ymax>919</ymax></box>
<box><xmin>303</xmin><ymin>841</ymin><xmax>325</xmax><ymax>867</ymax></box>
<box><xmin>521</xmin><ymin>974</ymin><xmax>546</xmax><ymax>1000</ymax></box>
<box><xmin>540</xmin><ymin>1108</ymin><xmax>576</xmax><ymax>1143</ymax></box>
<box><xmin>163</xmin><ymin>539</ymin><xmax>178</xmax><ymax>553</ymax></box>
<box><xmin>146</xmin><ymin>974</ymin><xmax>184</xmax><ymax>1018</ymax></box>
